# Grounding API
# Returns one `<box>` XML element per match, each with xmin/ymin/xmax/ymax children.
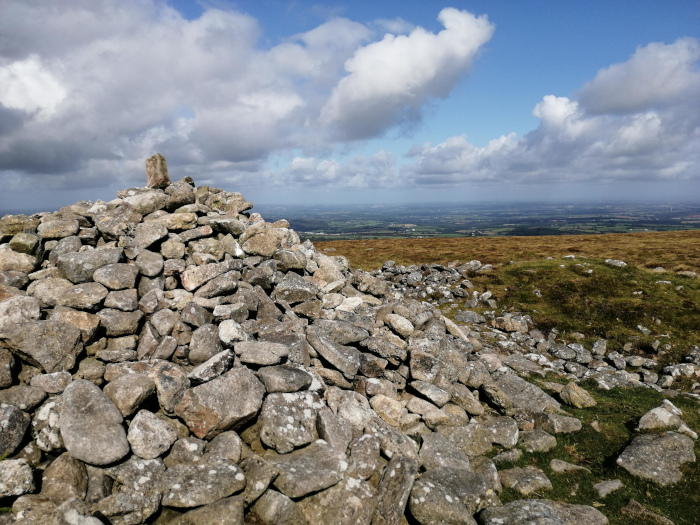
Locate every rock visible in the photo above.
<box><xmin>30</xmin><ymin>371</ymin><xmax>72</xmax><ymax>394</ymax></box>
<box><xmin>57</xmin><ymin>247</ymin><xmax>123</xmax><ymax>283</ymax></box>
<box><xmin>2</xmin><ymin>320</ymin><xmax>82</xmax><ymax>373</ymax></box>
<box><xmin>174</xmin><ymin>367</ymin><xmax>265</xmax><ymax>439</ymax></box>
<box><xmin>409</xmin><ymin>467</ymin><xmax>495</xmax><ymax>524</ymax></box>
<box><xmin>40</xmin><ymin>451</ymin><xmax>87</xmax><ymax>502</ymax></box>
<box><xmin>593</xmin><ymin>479</ymin><xmax>624</xmax><ymax>498</ymax></box>
<box><xmin>385</xmin><ymin>313</ymin><xmax>414</xmax><ymax>338</ymax></box>
<box><xmin>483</xmin><ymin>416</ymin><xmax>519</xmax><ymax>448</ymax></box>
<box><xmin>103</xmin><ymin>373</ymin><xmax>156</xmax><ymax>417</ymax></box>
<box><xmin>436</xmin><ymin>423</ymin><xmax>492</xmax><ymax>458</ymax></box>
<box><xmin>188</xmin><ymin>349</ymin><xmax>235</xmax><ymax>385</ymax></box>
<box><xmin>260</xmin><ymin>391</ymin><xmax>323</xmax><ymax>453</ymax></box>
<box><xmin>367</xmin><ymin>456</ymin><xmax>417</xmax><ymax>525</ymax></box>
<box><xmin>616</xmin><ymin>432</ymin><xmax>696</xmax><ymax>486</ymax></box>
<box><xmin>127</xmin><ymin>410</ymin><xmax>177</xmax><ymax>459</ymax></box>
<box><xmin>499</xmin><ymin>466</ymin><xmax>553</xmax><ymax>496</ymax></box>
<box><xmin>257</xmin><ymin>364</ymin><xmax>313</xmax><ymax>393</ymax></box>
<box><xmin>307</xmin><ymin>330</ymin><xmax>361</xmax><ymax>379</ymax></box>
<box><xmin>550</xmin><ymin>458</ymin><xmax>590</xmax><ymax>474</ymax></box>
<box><xmin>93</xmin><ymin>263</ymin><xmax>140</xmax><ymax>290</ymax></box>
<box><xmin>0</xmin><ymin>295</ymin><xmax>41</xmax><ymax>335</ymax></box>
<box><xmin>298</xmin><ymin>477</ymin><xmax>376</xmax><ymax>525</ymax></box>
<box><xmin>621</xmin><ymin>498</ymin><xmax>674</xmax><ymax>525</ymax></box>
<box><xmin>97</xmin><ymin>308</ymin><xmax>143</xmax><ymax>337</ymax></box>
<box><xmin>57</xmin><ymin>282</ymin><xmax>109</xmax><ymax>310</ymax></box>
<box><xmin>638</xmin><ymin>400</ymin><xmax>684</xmax><ymax>431</ymax></box>
<box><xmin>189</xmin><ymin>323</ymin><xmax>223</xmax><ymax>365</ymax></box>
<box><xmin>171</xmin><ymin>495</ymin><xmax>245</xmax><ymax>524</ymax></box>
<box><xmin>146</xmin><ymin>153</ymin><xmax>171</xmax><ymax>189</ymax></box>
<box><xmin>559</xmin><ymin>382</ymin><xmax>597</xmax><ymax>408</ymax></box>
<box><xmin>0</xmin><ymin>245</ymin><xmax>39</xmax><ymax>273</ymax></box>
<box><xmin>161</xmin><ymin>456</ymin><xmax>246</xmax><ymax>508</ymax></box>
<box><xmin>534</xmin><ymin>412</ymin><xmax>582</xmax><ymax>434</ymax></box>
<box><xmin>0</xmin><ymin>459</ymin><xmax>35</xmax><ymax>497</ymax></box>
<box><xmin>249</xmin><ymin>489</ymin><xmax>307</xmax><ymax>525</ymax></box>
<box><xmin>479</xmin><ymin>499</ymin><xmax>609</xmax><ymax>525</ymax></box>
<box><xmin>59</xmin><ymin>379</ymin><xmax>130</xmax><ymax>465</ymax></box>
<box><xmin>236</xmin><ymin>340</ymin><xmax>288</xmax><ymax>366</ymax></box>
<box><xmin>419</xmin><ymin>432</ymin><xmax>471</xmax><ymax>471</ymax></box>
<box><xmin>0</xmin><ymin>385</ymin><xmax>46</xmax><ymax>411</ymax></box>
<box><xmin>519</xmin><ymin>429</ymin><xmax>558</xmax><ymax>452</ymax></box>
<box><xmin>269</xmin><ymin>440</ymin><xmax>348</xmax><ymax>498</ymax></box>
<box><xmin>495</xmin><ymin>374</ymin><xmax>561</xmax><ymax>414</ymax></box>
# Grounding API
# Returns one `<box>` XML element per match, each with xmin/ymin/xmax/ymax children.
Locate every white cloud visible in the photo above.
<box><xmin>578</xmin><ymin>38</ymin><xmax>700</xmax><ymax>114</ymax></box>
<box><xmin>320</xmin><ymin>8</ymin><xmax>494</xmax><ymax>139</ymax></box>
<box><xmin>0</xmin><ymin>55</ymin><xmax>67</xmax><ymax>116</ymax></box>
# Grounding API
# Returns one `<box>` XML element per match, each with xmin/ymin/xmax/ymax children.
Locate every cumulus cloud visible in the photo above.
<box><xmin>400</xmin><ymin>38</ymin><xmax>700</xmax><ymax>189</ymax></box>
<box><xmin>320</xmin><ymin>8</ymin><xmax>494</xmax><ymax>140</ymax></box>
<box><xmin>0</xmin><ymin>1</ymin><xmax>490</xmax><ymax>197</ymax></box>
<box><xmin>578</xmin><ymin>38</ymin><xmax>700</xmax><ymax>114</ymax></box>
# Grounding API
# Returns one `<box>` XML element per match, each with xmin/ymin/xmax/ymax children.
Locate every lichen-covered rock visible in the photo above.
<box><xmin>160</xmin><ymin>456</ymin><xmax>246</xmax><ymax>508</ymax></box>
<box><xmin>0</xmin><ymin>459</ymin><xmax>35</xmax><ymax>497</ymax></box>
<box><xmin>2</xmin><ymin>320</ymin><xmax>82</xmax><ymax>373</ymax></box>
<box><xmin>59</xmin><ymin>380</ymin><xmax>130</xmax><ymax>465</ymax></box>
<box><xmin>479</xmin><ymin>499</ymin><xmax>609</xmax><ymax>525</ymax></box>
<box><xmin>616</xmin><ymin>432</ymin><xmax>696</xmax><ymax>486</ymax></box>
<box><xmin>260</xmin><ymin>391</ymin><xmax>324</xmax><ymax>453</ymax></box>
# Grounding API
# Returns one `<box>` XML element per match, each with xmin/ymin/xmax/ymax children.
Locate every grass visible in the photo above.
<box><xmin>318</xmin><ymin>231</ymin><xmax>700</xmax><ymax>364</ymax></box>
<box><xmin>316</xmin><ymin>230</ymin><xmax>700</xmax><ymax>274</ymax></box>
<box><xmin>492</xmin><ymin>382</ymin><xmax>700</xmax><ymax>525</ymax></box>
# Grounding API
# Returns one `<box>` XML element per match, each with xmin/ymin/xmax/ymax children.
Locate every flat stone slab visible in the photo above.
<box><xmin>3</xmin><ymin>320</ymin><xmax>82</xmax><ymax>373</ymax></box>
<box><xmin>269</xmin><ymin>440</ymin><xmax>348</xmax><ymax>499</ymax></box>
<box><xmin>60</xmin><ymin>379</ymin><xmax>130</xmax><ymax>465</ymax></box>
<box><xmin>616</xmin><ymin>431</ymin><xmax>696</xmax><ymax>486</ymax></box>
<box><xmin>298</xmin><ymin>477</ymin><xmax>377</xmax><ymax>525</ymax></box>
<box><xmin>409</xmin><ymin>467</ymin><xmax>495</xmax><ymax>524</ymax></box>
<box><xmin>499</xmin><ymin>466</ymin><xmax>553</xmax><ymax>496</ymax></box>
<box><xmin>260</xmin><ymin>391</ymin><xmax>324</xmax><ymax>453</ymax></box>
<box><xmin>160</xmin><ymin>456</ymin><xmax>246</xmax><ymax>508</ymax></box>
<box><xmin>495</xmin><ymin>374</ymin><xmax>561</xmax><ymax>414</ymax></box>
<box><xmin>479</xmin><ymin>499</ymin><xmax>609</xmax><ymax>525</ymax></box>
<box><xmin>174</xmin><ymin>367</ymin><xmax>265</xmax><ymax>439</ymax></box>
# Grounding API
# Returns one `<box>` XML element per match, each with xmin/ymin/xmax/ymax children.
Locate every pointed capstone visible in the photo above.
<box><xmin>146</xmin><ymin>153</ymin><xmax>171</xmax><ymax>189</ymax></box>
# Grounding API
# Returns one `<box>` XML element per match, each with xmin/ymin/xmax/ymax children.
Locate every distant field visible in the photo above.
<box><xmin>315</xmin><ymin>229</ymin><xmax>700</xmax><ymax>273</ymax></box>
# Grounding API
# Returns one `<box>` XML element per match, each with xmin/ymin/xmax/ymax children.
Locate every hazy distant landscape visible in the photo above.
<box><xmin>257</xmin><ymin>201</ymin><xmax>700</xmax><ymax>242</ymax></box>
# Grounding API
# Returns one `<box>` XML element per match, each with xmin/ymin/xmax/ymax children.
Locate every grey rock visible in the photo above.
<box><xmin>274</xmin><ymin>272</ymin><xmax>320</xmax><ymax>304</ymax></box>
<box><xmin>60</xmin><ymin>379</ymin><xmax>130</xmax><ymax>465</ymax></box>
<box><xmin>0</xmin><ymin>348</ymin><xmax>12</xmax><ymax>389</ymax></box>
<box><xmin>93</xmin><ymin>263</ymin><xmax>140</xmax><ymax>290</ymax></box>
<box><xmin>316</xmin><ymin>406</ymin><xmax>353</xmax><ymax>453</ymax></box>
<box><xmin>347</xmin><ymin>433</ymin><xmax>381</xmax><ymax>480</ymax></box>
<box><xmin>194</xmin><ymin>270</ymin><xmax>239</xmax><ymax>298</ymax></box>
<box><xmin>97</xmin><ymin>308</ymin><xmax>143</xmax><ymax>337</ymax></box>
<box><xmin>260</xmin><ymin>391</ymin><xmax>323</xmax><ymax>453</ymax></box>
<box><xmin>40</xmin><ymin>451</ymin><xmax>88</xmax><ymax>502</ymax></box>
<box><xmin>534</xmin><ymin>412</ymin><xmax>582</xmax><ymax>434</ymax></box>
<box><xmin>188</xmin><ymin>349</ymin><xmax>235</xmax><ymax>385</ymax></box>
<box><xmin>3</xmin><ymin>320</ymin><xmax>82</xmax><ymax>373</ymax></box>
<box><xmin>32</xmin><ymin>397</ymin><xmax>64</xmax><ymax>452</ymax></box>
<box><xmin>616</xmin><ymin>431</ymin><xmax>696</xmax><ymax>486</ymax></box>
<box><xmin>235</xmin><ymin>340</ymin><xmax>289</xmax><ymax>366</ymax></box>
<box><xmin>127</xmin><ymin>410</ymin><xmax>177</xmax><ymax>459</ymax></box>
<box><xmin>436</xmin><ymin>423</ymin><xmax>492</xmax><ymax>458</ymax></box>
<box><xmin>189</xmin><ymin>323</ymin><xmax>223</xmax><ymax>365</ymax></box>
<box><xmin>419</xmin><ymin>432</ymin><xmax>471</xmax><ymax>471</ymax></box>
<box><xmin>409</xmin><ymin>467</ymin><xmax>494</xmax><ymax>524</ymax></box>
<box><xmin>499</xmin><ymin>466</ymin><xmax>553</xmax><ymax>496</ymax></box>
<box><xmin>146</xmin><ymin>153</ymin><xmax>171</xmax><ymax>189</ymax></box>
<box><xmin>479</xmin><ymin>499</ymin><xmax>609</xmax><ymax>525</ymax></box>
<box><xmin>161</xmin><ymin>456</ymin><xmax>246</xmax><ymax>508</ymax></box>
<box><xmin>249</xmin><ymin>490</ymin><xmax>307</xmax><ymax>525</ymax></box>
<box><xmin>104</xmin><ymin>288</ymin><xmax>139</xmax><ymax>311</ymax></box>
<box><xmin>483</xmin><ymin>416</ymin><xmax>519</xmax><ymax>448</ymax></box>
<box><xmin>471</xmin><ymin>456</ymin><xmax>502</xmax><ymax>493</ymax></box>
<box><xmin>373</xmin><ymin>456</ymin><xmax>419</xmax><ymax>525</ymax></box>
<box><xmin>0</xmin><ymin>245</ymin><xmax>38</xmax><ymax>273</ymax></box>
<box><xmin>448</xmin><ymin>382</ymin><xmax>485</xmax><ymax>416</ymax></box>
<box><xmin>57</xmin><ymin>247</ymin><xmax>123</xmax><ymax>283</ymax></box>
<box><xmin>269</xmin><ymin>440</ymin><xmax>348</xmax><ymax>499</ymax></box>
<box><xmin>519</xmin><ymin>429</ymin><xmax>558</xmax><ymax>453</ymax></box>
<box><xmin>171</xmin><ymin>495</ymin><xmax>245</xmax><ymax>525</ymax></box>
<box><xmin>299</xmin><ymin>477</ymin><xmax>376</xmax><ymax>525</ymax></box>
<box><xmin>149</xmin><ymin>361</ymin><xmax>190</xmax><ymax>414</ymax></box>
<box><xmin>205</xmin><ymin>430</ymin><xmax>243</xmax><ymax>464</ymax></box>
<box><xmin>239</xmin><ymin>455</ymin><xmax>279</xmax><ymax>505</ymax></box>
<box><xmin>103</xmin><ymin>374</ymin><xmax>156</xmax><ymax>417</ymax></box>
<box><xmin>0</xmin><ymin>295</ymin><xmax>41</xmax><ymax>335</ymax></box>
<box><xmin>180</xmin><ymin>301</ymin><xmax>214</xmax><ymax>327</ymax></box>
<box><xmin>0</xmin><ymin>459</ymin><xmax>35</xmax><ymax>497</ymax></box>
<box><xmin>135</xmin><ymin>249</ymin><xmax>164</xmax><ymax>277</ymax></box>
<box><xmin>174</xmin><ymin>367</ymin><xmax>265</xmax><ymax>439</ymax></box>
<box><xmin>0</xmin><ymin>403</ymin><xmax>30</xmax><ymax>456</ymax></box>
<box><xmin>165</xmin><ymin>437</ymin><xmax>206</xmax><ymax>468</ymax></box>
<box><xmin>57</xmin><ymin>282</ymin><xmax>109</xmax><ymax>310</ymax></box>
<box><xmin>30</xmin><ymin>371</ymin><xmax>72</xmax><ymax>394</ymax></box>
<box><xmin>181</xmin><ymin>260</ymin><xmax>233</xmax><ymax>291</ymax></box>
<box><xmin>257</xmin><ymin>364</ymin><xmax>313</xmax><ymax>393</ymax></box>
<box><xmin>0</xmin><ymin>385</ymin><xmax>46</xmax><ymax>411</ymax></box>
<box><xmin>495</xmin><ymin>374</ymin><xmax>561</xmax><ymax>413</ymax></box>
<box><xmin>307</xmin><ymin>329</ymin><xmax>360</xmax><ymax>379</ymax></box>
<box><xmin>410</xmin><ymin>380</ymin><xmax>451</xmax><ymax>407</ymax></box>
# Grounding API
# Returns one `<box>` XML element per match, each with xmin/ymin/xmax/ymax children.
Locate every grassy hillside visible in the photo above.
<box><xmin>315</xmin><ymin>230</ymin><xmax>700</xmax><ymax>274</ymax></box>
<box><xmin>317</xmin><ymin>230</ymin><xmax>700</xmax><ymax>364</ymax></box>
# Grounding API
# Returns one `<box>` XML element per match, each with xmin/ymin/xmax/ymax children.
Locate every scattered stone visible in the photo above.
<box><xmin>499</xmin><ymin>466</ymin><xmax>553</xmax><ymax>496</ymax></box>
<box><xmin>617</xmin><ymin>432</ymin><xmax>696</xmax><ymax>486</ymax></box>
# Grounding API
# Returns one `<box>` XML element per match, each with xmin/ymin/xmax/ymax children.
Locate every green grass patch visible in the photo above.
<box><xmin>493</xmin><ymin>385</ymin><xmax>700</xmax><ymax>524</ymax></box>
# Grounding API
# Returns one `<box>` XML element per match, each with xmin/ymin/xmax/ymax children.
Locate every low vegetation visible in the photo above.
<box><xmin>318</xmin><ymin>230</ymin><xmax>700</xmax><ymax>364</ymax></box>
<box><xmin>320</xmin><ymin>230</ymin><xmax>700</xmax><ymax>524</ymax></box>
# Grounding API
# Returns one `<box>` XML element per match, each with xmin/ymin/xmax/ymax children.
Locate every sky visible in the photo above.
<box><xmin>0</xmin><ymin>0</ymin><xmax>699</xmax><ymax>212</ymax></box>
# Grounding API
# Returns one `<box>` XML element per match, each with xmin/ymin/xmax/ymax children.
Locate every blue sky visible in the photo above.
<box><xmin>0</xmin><ymin>0</ymin><xmax>698</xmax><ymax>211</ymax></box>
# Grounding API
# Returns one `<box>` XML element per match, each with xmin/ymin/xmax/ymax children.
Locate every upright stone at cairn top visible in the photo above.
<box><xmin>146</xmin><ymin>153</ymin><xmax>171</xmax><ymax>189</ymax></box>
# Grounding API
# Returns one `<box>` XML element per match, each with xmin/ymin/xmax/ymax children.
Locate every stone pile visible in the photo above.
<box><xmin>0</xmin><ymin>155</ymin><xmax>696</xmax><ymax>524</ymax></box>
